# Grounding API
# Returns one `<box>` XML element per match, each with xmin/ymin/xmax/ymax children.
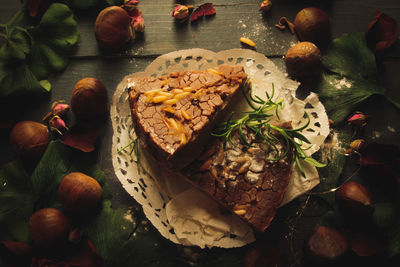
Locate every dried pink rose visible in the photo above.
<box><xmin>52</xmin><ymin>102</ymin><xmax>70</xmax><ymax>117</ymax></box>
<box><xmin>348</xmin><ymin>112</ymin><xmax>368</xmax><ymax>126</ymax></box>
<box><xmin>260</xmin><ymin>0</ymin><xmax>272</xmax><ymax>12</ymax></box>
<box><xmin>171</xmin><ymin>4</ymin><xmax>189</xmax><ymax>20</ymax></box>
<box><xmin>49</xmin><ymin>115</ymin><xmax>68</xmax><ymax>134</ymax></box>
<box><xmin>133</xmin><ymin>16</ymin><xmax>145</xmax><ymax>32</ymax></box>
<box><xmin>123</xmin><ymin>0</ymin><xmax>139</xmax><ymax>12</ymax></box>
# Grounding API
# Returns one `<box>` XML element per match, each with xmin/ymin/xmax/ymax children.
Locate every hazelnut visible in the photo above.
<box><xmin>294</xmin><ymin>7</ymin><xmax>331</xmax><ymax>45</ymax></box>
<box><xmin>284</xmin><ymin>41</ymin><xmax>322</xmax><ymax>80</ymax></box>
<box><xmin>336</xmin><ymin>181</ymin><xmax>374</xmax><ymax>215</ymax></box>
<box><xmin>58</xmin><ymin>172</ymin><xmax>102</xmax><ymax>215</ymax></box>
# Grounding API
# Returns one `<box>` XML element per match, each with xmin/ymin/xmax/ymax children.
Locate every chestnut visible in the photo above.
<box><xmin>306</xmin><ymin>225</ymin><xmax>349</xmax><ymax>263</ymax></box>
<box><xmin>29</xmin><ymin>208</ymin><xmax>71</xmax><ymax>249</ymax></box>
<box><xmin>336</xmin><ymin>181</ymin><xmax>374</xmax><ymax>215</ymax></box>
<box><xmin>94</xmin><ymin>6</ymin><xmax>133</xmax><ymax>50</ymax></box>
<box><xmin>9</xmin><ymin>121</ymin><xmax>49</xmax><ymax>159</ymax></box>
<box><xmin>284</xmin><ymin>41</ymin><xmax>322</xmax><ymax>81</ymax></box>
<box><xmin>58</xmin><ymin>172</ymin><xmax>102</xmax><ymax>215</ymax></box>
<box><xmin>71</xmin><ymin>77</ymin><xmax>108</xmax><ymax>120</ymax></box>
<box><xmin>294</xmin><ymin>7</ymin><xmax>331</xmax><ymax>45</ymax></box>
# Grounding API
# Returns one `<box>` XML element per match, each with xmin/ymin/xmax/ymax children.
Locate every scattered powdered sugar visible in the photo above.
<box><xmin>329</xmin><ymin>77</ymin><xmax>353</xmax><ymax>90</ymax></box>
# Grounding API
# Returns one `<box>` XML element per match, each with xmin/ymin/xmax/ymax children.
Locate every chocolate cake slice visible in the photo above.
<box><xmin>183</xmin><ymin>127</ymin><xmax>293</xmax><ymax>232</ymax></box>
<box><xmin>128</xmin><ymin>65</ymin><xmax>248</xmax><ymax>170</ymax></box>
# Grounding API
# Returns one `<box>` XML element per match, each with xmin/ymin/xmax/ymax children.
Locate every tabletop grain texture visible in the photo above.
<box><xmin>0</xmin><ymin>1</ymin><xmax>399</xmax><ymax>266</ymax></box>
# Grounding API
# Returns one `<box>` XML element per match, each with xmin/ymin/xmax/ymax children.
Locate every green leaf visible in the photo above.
<box><xmin>323</xmin><ymin>32</ymin><xmax>378</xmax><ymax>81</ymax></box>
<box><xmin>28</xmin><ymin>3</ymin><xmax>79</xmax><ymax>79</ymax></box>
<box><xmin>315</xmin><ymin>130</ymin><xmax>350</xmax><ymax>207</ymax></box>
<box><xmin>0</xmin><ymin>61</ymin><xmax>47</xmax><ymax>97</ymax></box>
<box><xmin>373</xmin><ymin>202</ymin><xmax>396</xmax><ymax>230</ymax></box>
<box><xmin>39</xmin><ymin>79</ymin><xmax>51</xmax><ymax>91</ymax></box>
<box><xmin>0</xmin><ymin>26</ymin><xmax>31</xmax><ymax>61</ymax></box>
<box><xmin>388</xmin><ymin>226</ymin><xmax>400</xmax><ymax>258</ymax></box>
<box><xmin>317</xmin><ymin>33</ymin><xmax>385</xmax><ymax>124</ymax></box>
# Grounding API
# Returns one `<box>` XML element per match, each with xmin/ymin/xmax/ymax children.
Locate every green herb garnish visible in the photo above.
<box><xmin>212</xmin><ymin>81</ymin><xmax>326</xmax><ymax>176</ymax></box>
<box><xmin>118</xmin><ymin>137</ymin><xmax>140</xmax><ymax>164</ymax></box>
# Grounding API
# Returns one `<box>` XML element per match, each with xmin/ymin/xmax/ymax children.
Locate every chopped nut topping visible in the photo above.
<box><xmin>152</xmin><ymin>95</ymin><xmax>168</xmax><ymax>103</ymax></box>
<box><xmin>233</xmin><ymin>209</ymin><xmax>246</xmax><ymax>216</ymax></box>
<box><xmin>181</xmin><ymin>110</ymin><xmax>190</xmax><ymax>120</ymax></box>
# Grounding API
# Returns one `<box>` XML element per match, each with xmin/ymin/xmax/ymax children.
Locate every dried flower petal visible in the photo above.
<box><xmin>366</xmin><ymin>10</ymin><xmax>399</xmax><ymax>53</ymax></box>
<box><xmin>277</xmin><ymin>17</ymin><xmax>295</xmax><ymax>33</ymax></box>
<box><xmin>63</xmin><ymin>123</ymin><xmax>102</xmax><ymax>152</ymax></box>
<box><xmin>260</xmin><ymin>0</ymin><xmax>272</xmax><ymax>12</ymax></box>
<box><xmin>359</xmin><ymin>142</ymin><xmax>400</xmax><ymax>167</ymax></box>
<box><xmin>0</xmin><ymin>241</ymin><xmax>33</xmax><ymax>267</ymax></box>
<box><xmin>240</xmin><ymin>37</ymin><xmax>256</xmax><ymax>47</ymax></box>
<box><xmin>52</xmin><ymin>101</ymin><xmax>70</xmax><ymax>117</ymax></box>
<box><xmin>127</xmin><ymin>8</ymin><xmax>142</xmax><ymax>21</ymax></box>
<box><xmin>347</xmin><ymin>112</ymin><xmax>368</xmax><ymax>126</ymax></box>
<box><xmin>26</xmin><ymin>0</ymin><xmax>51</xmax><ymax>18</ymax></box>
<box><xmin>123</xmin><ymin>0</ymin><xmax>139</xmax><ymax>12</ymax></box>
<box><xmin>345</xmin><ymin>139</ymin><xmax>365</xmax><ymax>154</ymax></box>
<box><xmin>350</xmin><ymin>232</ymin><xmax>388</xmax><ymax>257</ymax></box>
<box><xmin>191</xmin><ymin>3</ymin><xmax>216</xmax><ymax>22</ymax></box>
<box><xmin>49</xmin><ymin>115</ymin><xmax>68</xmax><ymax>134</ymax></box>
<box><xmin>171</xmin><ymin>4</ymin><xmax>189</xmax><ymax>20</ymax></box>
<box><xmin>133</xmin><ymin>16</ymin><xmax>145</xmax><ymax>32</ymax></box>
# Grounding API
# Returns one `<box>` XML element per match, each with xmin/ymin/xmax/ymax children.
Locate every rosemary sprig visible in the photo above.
<box><xmin>212</xmin><ymin>81</ymin><xmax>326</xmax><ymax>176</ymax></box>
<box><xmin>117</xmin><ymin>137</ymin><xmax>140</xmax><ymax>164</ymax></box>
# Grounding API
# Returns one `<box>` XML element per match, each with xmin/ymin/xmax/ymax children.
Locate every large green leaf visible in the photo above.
<box><xmin>314</xmin><ymin>130</ymin><xmax>351</xmax><ymax>207</ymax></box>
<box><xmin>0</xmin><ymin>61</ymin><xmax>47</xmax><ymax>97</ymax></box>
<box><xmin>28</xmin><ymin>3</ymin><xmax>79</xmax><ymax>79</ymax></box>
<box><xmin>0</xmin><ymin>26</ymin><xmax>31</xmax><ymax>61</ymax></box>
<box><xmin>316</xmin><ymin>32</ymin><xmax>390</xmax><ymax>124</ymax></box>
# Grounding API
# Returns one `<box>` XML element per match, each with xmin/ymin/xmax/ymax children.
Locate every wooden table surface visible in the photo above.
<box><xmin>1</xmin><ymin>0</ymin><xmax>399</xmax><ymax>266</ymax></box>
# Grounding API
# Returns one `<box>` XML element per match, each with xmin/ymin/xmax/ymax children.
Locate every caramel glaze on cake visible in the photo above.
<box><xmin>183</xmin><ymin>126</ymin><xmax>293</xmax><ymax>232</ymax></box>
<box><xmin>128</xmin><ymin>65</ymin><xmax>248</xmax><ymax>170</ymax></box>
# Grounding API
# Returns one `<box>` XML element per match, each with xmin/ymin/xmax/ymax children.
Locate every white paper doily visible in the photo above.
<box><xmin>111</xmin><ymin>49</ymin><xmax>330</xmax><ymax>248</ymax></box>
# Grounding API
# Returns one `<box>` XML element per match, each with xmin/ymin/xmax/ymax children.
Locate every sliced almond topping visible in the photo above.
<box><xmin>174</xmin><ymin>92</ymin><xmax>190</xmax><ymax>100</ymax></box>
<box><xmin>199</xmin><ymin>158</ymin><xmax>213</xmax><ymax>171</ymax></box>
<box><xmin>206</xmin><ymin>68</ymin><xmax>223</xmax><ymax>75</ymax></box>
<box><xmin>161</xmin><ymin>79</ymin><xmax>169</xmax><ymax>85</ymax></box>
<box><xmin>144</xmin><ymin>89</ymin><xmax>161</xmax><ymax>96</ymax></box>
<box><xmin>163</xmin><ymin>106</ymin><xmax>175</xmax><ymax>114</ymax></box>
<box><xmin>234</xmin><ymin>209</ymin><xmax>246</xmax><ymax>216</ymax></box>
<box><xmin>157</xmin><ymin>91</ymin><xmax>173</xmax><ymax>98</ymax></box>
<box><xmin>172</xmin><ymin>89</ymin><xmax>183</xmax><ymax>94</ymax></box>
<box><xmin>164</xmin><ymin>99</ymin><xmax>178</xmax><ymax>105</ymax></box>
<box><xmin>181</xmin><ymin>110</ymin><xmax>190</xmax><ymax>120</ymax></box>
<box><xmin>152</xmin><ymin>95</ymin><xmax>168</xmax><ymax>103</ymax></box>
<box><xmin>168</xmin><ymin>118</ymin><xmax>179</xmax><ymax>131</ymax></box>
<box><xmin>183</xmin><ymin>87</ymin><xmax>193</xmax><ymax>92</ymax></box>
<box><xmin>193</xmin><ymin>88</ymin><xmax>205</xmax><ymax>98</ymax></box>
<box><xmin>240</xmin><ymin>37</ymin><xmax>256</xmax><ymax>47</ymax></box>
<box><xmin>180</xmin><ymin>133</ymin><xmax>187</xmax><ymax>144</ymax></box>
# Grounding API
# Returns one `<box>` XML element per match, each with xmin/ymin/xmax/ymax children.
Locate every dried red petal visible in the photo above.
<box><xmin>359</xmin><ymin>142</ymin><xmax>400</xmax><ymax>167</ymax></box>
<box><xmin>26</xmin><ymin>0</ymin><xmax>51</xmax><ymax>18</ymax></box>
<box><xmin>127</xmin><ymin>8</ymin><xmax>142</xmax><ymax>21</ymax></box>
<box><xmin>191</xmin><ymin>3</ymin><xmax>216</xmax><ymax>22</ymax></box>
<box><xmin>0</xmin><ymin>241</ymin><xmax>33</xmax><ymax>267</ymax></box>
<box><xmin>350</xmin><ymin>232</ymin><xmax>388</xmax><ymax>256</ymax></box>
<box><xmin>63</xmin><ymin>123</ymin><xmax>102</xmax><ymax>152</ymax></box>
<box><xmin>366</xmin><ymin>10</ymin><xmax>399</xmax><ymax>53</ymax></box>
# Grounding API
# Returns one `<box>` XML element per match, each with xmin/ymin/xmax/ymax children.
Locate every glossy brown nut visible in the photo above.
<box><xmin>285</xmin><ymin>41</ymin><xmax>322</xmax><ymax>80</ymax></box>
<box><xmin>294</xmin><ymin>7</ymin><xmax>331</xmax><ymax>45</ymax></box>
<box><xmin>9</xmin><ymin>121</ymin><xmax>49</xmax><ymax>159</ymax></box>
<box><xmin>94</xmin><ymin>6</ymin><xmax>133</xmax><ymax>50</ymax></box>
<box><xmin>71</xmin><ymin>77</ymin><xmax>108</xmax><ymax>120</ymax></box>
<box><xmin>29</xmin><ymin>208</ymin><xmax>71</xmax><ymax>249</ymax></box>
<box><xmin>306</xmin><ymin>225</ymin><xmax>349</xmax><ymax>262</ymax></box>
<box><xmin>58</xmin><ymin>172</ymin><xmax>103</xmax><ymax>215</ymax></box>
<box><xmin>336</xmin><ymin>181</ymin><xmax>374</xmax><ymax>215</ymax></box>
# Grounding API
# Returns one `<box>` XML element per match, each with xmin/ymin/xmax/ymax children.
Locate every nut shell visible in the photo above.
<box><xmin>71</xmin><ymin>77</ymin><xmax>108</xmax><ymax>120</ymax></box>
<box><xmin>9</xmin><ymin>121</ymin><xmax>49</xmax><ymax>159</ymax></box>
<box><xmin>285</xmin><ymin>41</ymin><xmax>322</xmax><ymax>80</ymax></box>
<box><xmin>294</xmin><ymin>7</ymin><xmax>331</xmax><ymax>45</ymax></box>
<box><xmin>29</xmin><ymin>208</ymin><xmax>71</xmax><ymax>249</ymax></box>
<box><xmin>95</xmin><ymin>6</ymin><xmax>133</xmax><ymax>50</ymax></box>
<box><xmin>58</xmin><ymin>172</ymin><xmax>103</xmax><ymax>215</ymax></box>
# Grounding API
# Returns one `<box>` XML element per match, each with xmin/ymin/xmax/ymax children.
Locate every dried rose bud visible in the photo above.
<box><xmin>345</xmin><ymin>139</ymin><xmax>365</xmax><ymax>154</ymax></box>
<box><xmin>171</xmin><ymin>4</ymin><xmax>189</xmax><ymax>20</ymax></box>
<box><xmin>123</xmin><ymin>0</ymin><xmax>139</xmax><ymax>12</ymax></box>
<box><xmin>260</xmin><ymin>0</ymin><xmax>272</xmax><ymax>12</ymax></box>
<box><xmin>348</xmin><ymin>112</ymin><xmax>368</xmax><ymax>126</ymax></box>
<box><xmin>133</xmin><ymin>16</ymin><xmax>145</xmax><ymax>32</ymax></box>
<box><xmin>49</xmin><ymin>116</ymin><xmax>68</xmax><ymax>134</ymax></box>
<box><xmin>52</xmin><ymin>102</ymin><xmax>70</xmax><ymax>117</ymax></box>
